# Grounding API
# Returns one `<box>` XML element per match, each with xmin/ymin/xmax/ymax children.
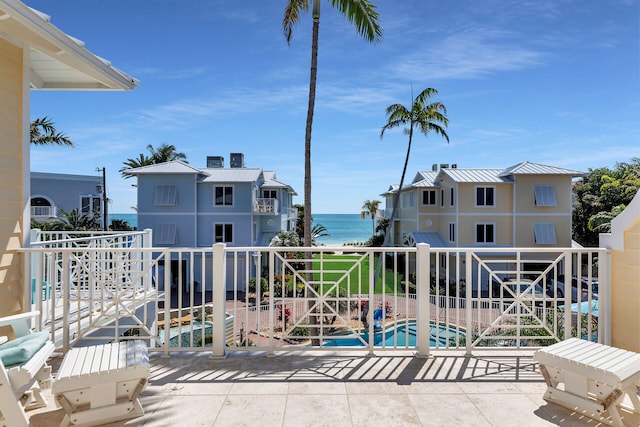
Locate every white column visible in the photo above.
<box><xmin>416</xmin><ymin>243</ymin><xmax>431</xmax><ymax>358</ymax></box>
<box><xmin>211</xmin><ymin>243</ymin><xmax>227</xmax><ymax>358</ymax></box>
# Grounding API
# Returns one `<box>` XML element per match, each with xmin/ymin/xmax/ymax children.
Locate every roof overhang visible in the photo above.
<box><xmin>0</xmin><ymin>0</ymin><xmax>138</xmax><ymax>90</ymax></box>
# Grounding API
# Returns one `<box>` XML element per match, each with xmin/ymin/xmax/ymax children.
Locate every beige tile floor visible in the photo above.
<box><xmin>28</xmin><ymin>350</ymin><xmax>639</xmax><ymax>427</ymax></box>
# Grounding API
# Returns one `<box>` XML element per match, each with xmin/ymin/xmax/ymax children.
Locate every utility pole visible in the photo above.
<box><xmin>96</xmin><ymin>167</ymin><xmax>108</xmax><ymax>231</ymax></box>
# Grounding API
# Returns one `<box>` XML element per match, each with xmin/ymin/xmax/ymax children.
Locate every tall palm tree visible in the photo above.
<box><xmin>283</xmin><ymin>0</ymin><xmax>382</xmax><ymax>248</ymax></box>
<box><xmin>360</xmin><ymin>199</ymin><xmax>381</xmax><ymax>235</ymax></box>
<box><xmin>30</xmin><ymin>117</ymin><xmax>74</xmax><ymax>146</ymax></box>
<box><xmin>380</xmin><ymin>87</ymin><xmax>449</xmax><ymax>246</ymax></box>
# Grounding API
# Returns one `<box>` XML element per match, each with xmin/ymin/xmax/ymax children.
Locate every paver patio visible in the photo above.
<box><xmin>26</xmin><ymin>350</ymin><xmax>640</xmax><ymax>426</ymax></box>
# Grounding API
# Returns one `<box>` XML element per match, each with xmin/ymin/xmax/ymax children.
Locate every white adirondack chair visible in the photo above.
<box><xmin>0</xmin><ymin>311</ymin><xmax>54</xmax><ymax>427</ymax></box>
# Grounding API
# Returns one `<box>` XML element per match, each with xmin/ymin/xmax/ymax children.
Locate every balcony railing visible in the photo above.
<box><xmin>254</xmin><ymin>198</ymin><xmax>278</xmax><ymax>214</ymax></box>
<box><xmin>21</xmin><ymin>234</ymin><xmax>607</xmax><ymax>358</ymax></box>
<box><xmin>31</xmin><ymin>206</ymin><xmax>56</xmax><ymax>218</ymax></box>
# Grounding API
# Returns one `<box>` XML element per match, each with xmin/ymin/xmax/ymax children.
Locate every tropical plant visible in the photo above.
<box><xmin>311</xmin><ymin>223</ymin><xmax>329</xmax><ymax>245</ymax></box>
<box><xmin>282</xmin><ymin>0</ymin><xmax>382</xmax><ymax>248</ymax></box>
<box><xmin>34</xmin><ymin>208</ymin><xmax>101</xmax><ymax>231</ymax></box>
<box><xmin>587</xmin><ymin>204</ymin><xmax>626</xmax><ymax>233</ymax></box>
<box><xmin>380</xmin><ymin>87</ymin><xmax>449</xmax><ymax>246</ymax></box>
<box><xmin>572</xmin><ymin>158</ymin><xmax>640</xmax><ymax>245</ymax></box>
<box><xmin>360</xmin><ymin>199</ymin><xmax>381</xmax><ymax>235</ymax></box>
<box><xmin>120</xmin><ymin>143</ymin><xmax>187</xmax><ymax>177</ymax></box>
<box><xmin>30</xmin><ymin>117</ymin><xmax>74</xmax><ymax>146</ymax></box>
<box><xmin>109</xmin><ymin>219</ymin><xmax>133</xmax><ymax>231</ymax></box>
<box><xmin>270</xmin><ymin>230</ymin><xmax>301</xmax><ymax>247</ymax></box>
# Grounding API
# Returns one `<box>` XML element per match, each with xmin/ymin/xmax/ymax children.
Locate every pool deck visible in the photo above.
<box><xmin>27</xmin><ymin>349</ymin><xmax>640</xmax><ymax>426</ymax></box>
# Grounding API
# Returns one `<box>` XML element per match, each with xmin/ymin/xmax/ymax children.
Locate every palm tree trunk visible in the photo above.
<box><xmin>304</xmin><ymin>15</ymin><xmax>319</xmax><ymax>248</ymax></box>
<box><xmin>306</xmin><ymin>10</ymin><xmax>320</xmax><ymax>346</ymax></box>
<box><xmin>383</xmin><ymin>125</ymin><xmax>414</xmax><ymax>247</ymax></box>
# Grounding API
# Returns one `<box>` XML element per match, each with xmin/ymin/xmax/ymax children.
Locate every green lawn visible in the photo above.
<box><xmin>312</xmin><ymin>253</ymin><xmax>408</xmax><ymax>295</ymax></box>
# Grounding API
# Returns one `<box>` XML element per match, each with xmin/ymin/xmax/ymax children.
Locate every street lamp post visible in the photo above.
<box><xmin>96</xmin><ymin>167</ymin><xmax>108</xmax><ymax>231</ymax></box>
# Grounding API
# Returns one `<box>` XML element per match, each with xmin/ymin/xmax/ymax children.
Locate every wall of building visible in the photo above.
<box><xmin>0</xmin><ymin>38</ymin><xmax>24</xmax><ymax>315</ymax></box>
<box><xmin>31</xmin><ymin>172</ymin><xmax>102</xmax><ymax>216</ymax></box>
<box><xmin>600</xmin><ymin>190</ymin><xmax>640</xmax><ymax>352</ymax></box>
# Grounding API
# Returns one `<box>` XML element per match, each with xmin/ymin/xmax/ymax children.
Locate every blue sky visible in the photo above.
<box><xmin>28</xmin><ymin>0</ymin><xmax>639</xmax><ymax>214</ymax></box>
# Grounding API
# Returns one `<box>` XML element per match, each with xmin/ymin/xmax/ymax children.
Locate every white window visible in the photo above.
<box><xmin>448</xmin><ymin>222</ymin><xmax>455</xmax><ymax>243</ymax></box>
<box><xmin>450</xmin><ymin>187</ymin><xmax>454</xmax><ymax>207</ymax></box>
<box><xmin>154</xmin><ymin>223</ymin><xmax>177</xmax><ymax>245</ymax></box>
<box><xmin>154</xmin><ymin>185</ymin><xmax>177</xmax><ymax>206</ymax></box>
<box><xmin>409</xmin><ymin>192</ymin><xmax>414</xmax><ymax>208</ymax></box>
<box><xmin>440</xmin><ymin>189</ymin><xmax>444</xmax><ymax>207</ymax></box>
<box><xmin>476</xmin><ymin>186</ymin><xmax>495</xmax><ymax>207</ymax></box>
<box><xmin>534</xmin><ymin>185</ymin><xmax>557</xmax><ymax>206</ymax></box>
<box><xmin>422</xmin><ymin>190</ymin><xmax>436</xmax><ymax>205</ymax></box>
<box><xmin>263</xmin><ymin>189</ymin><xmax>277</xmax><ymax>199</ymax></box>
<box><xmin>215</xmin><ymin>223</ymin><xmax>233</xmax><ymax>243</ymax></box>
<box><xmin>81</xmin><ymin>196</ymin><xmax>101</xmax><ymax>214</ymax></box>
<box><xmin>475</xmin><ymin>223</ymin><xmax>495</xmax><ymax>244</ymax></box>
<box><xmin>402</xmin><ymin>193</ymin><xmax>407</xmax><ymax>208</ymax></box>
<box><xmin>215</xmin><ymin>186</ymin><xmax>233</xmax><ymax>206</ymax></box>
<box><xmin>534</xmin><ymin>223</ymin><xmax>557</xmax><ymax>244</ymax></box>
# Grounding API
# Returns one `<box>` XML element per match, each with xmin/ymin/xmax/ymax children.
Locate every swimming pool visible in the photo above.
<box><xmin>322</xmin><ymin>320</ymin><xmax>465</xmax><ymax>348</ymax></box>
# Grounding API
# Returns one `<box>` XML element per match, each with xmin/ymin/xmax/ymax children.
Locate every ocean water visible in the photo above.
<box><xmin>313</xmin><ymin>214</ymin><xmax>373</xmax><ymax>245</ymax></box>
<box><xmin>108</xmin><ymin>213</ymin><xmax>137</xmax><ymax>229</ymax></box>
<box><xmin>109</xmin><ymin>213</ymin><xmax>373</xmax><ymax>245</ymax></box>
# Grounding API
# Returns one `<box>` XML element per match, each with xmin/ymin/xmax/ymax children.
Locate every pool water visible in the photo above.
<box><xmin>322</xmin><ymin>320</ymin><xmax>465</xmax><ymax>348</ymax></box>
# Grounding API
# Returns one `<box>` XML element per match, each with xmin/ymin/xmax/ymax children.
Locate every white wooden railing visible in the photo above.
<box><xmin>20</xmin><ymin>236</ymin><xmax>607</xmax><ymax>357</ymax></box>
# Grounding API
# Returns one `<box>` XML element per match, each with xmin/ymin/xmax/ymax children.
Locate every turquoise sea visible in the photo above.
<box><xmin>109</xmin><ymin>213</ymin><xmax>373</xmax><ymax>245</ymax></box>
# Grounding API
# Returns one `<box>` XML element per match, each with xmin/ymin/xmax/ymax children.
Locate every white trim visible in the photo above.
<box><xmin>422</xmin><ymin>189</ymin><xmax>437</xmax><ymax>206</ymax></box>
<box><xmin>214</xmin><ymin>222</ymin><xmax>234</xmax><ymax>244</ymax></box>
<box><xmin>214</xmin><ymin>185</ymin><xmax>234</xmax><ymax>207</ymax></box>
<box><xmin>475</xmin><ymin>185</ymin><xmax>496</xmax><ymax>207</ymax></box>
<box><xmin>474</xmin><ymin>222</ymin><xmax>496</xmax><ymax>245</ymax></box>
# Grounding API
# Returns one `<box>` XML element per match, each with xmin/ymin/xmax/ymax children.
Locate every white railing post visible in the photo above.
<box><xmin>211</xmin><ymin>243</ymin><xmax>227</xmax><ymax>358</ymax></box>
<box><xmin>416</xmin><ymin>243</ymin><xmax>431</xmax><ymax>358</ymax></box>
<box><xmin>143</xmin><ymin>229</ymin><xmax>152</xmax><ymax>291</ymax></box>
<box><xmin>600</xmin><ymin>249</ymin><xmax>611</xmax><ymax>345</ymax></box>
<box><xmin>563</xmin><ymin>252</ymin><xmax>572</xmax><ymax>338</ymax></box>
<box><xmin>465</xmin><ymin>250</ymin><xmax>472</xmax><ymax>355</ymax></box>
<box><xmin>62</xmin><ymin>251</ymin><xmax>71</xmax><ymax>352</ymax></box>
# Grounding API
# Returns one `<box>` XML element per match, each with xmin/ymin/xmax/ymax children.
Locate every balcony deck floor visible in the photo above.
<box><xmin>28</xmin><ymin>350</ymin><xmax>639</xmax><ymax>426</ymax></box>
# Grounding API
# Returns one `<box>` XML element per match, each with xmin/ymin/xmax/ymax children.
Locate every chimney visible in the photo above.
<box><xmin>230</xmin><ymin>153</ymin><xmax>245</xmax><ymax>168</ymax></box>
<box><xmin>432</xmin><ymin>163</ymin><xmax>438</xmax><ymax>171</ymax></box>
<box><xmin>440</xmin><ymin>163</ymin><xmax>449</xmax><ymax>170</ymax></box>
<box><xmin>206</xmin><ymin>156</ymin><xmax>224</xmax><ymax>168</ymax></box>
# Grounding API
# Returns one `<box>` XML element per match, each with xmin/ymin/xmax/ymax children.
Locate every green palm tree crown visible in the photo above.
<box><xmin>282</xmin><ymin>0</ymin><xmax>382</xmax><ymax>248</ymax></box>
<box><xmin>120</xmin><ymin>143</ymin><xmax>187</xmax><ymax>178</ymax></box>
<box><xmin>380</xmin><ymin>87</ymin><xmax>449</xmax><ymax>246</ymax></box>
<box><xmin>361</xmin><ymin>199</ymin><xmax>381</xmax><ymax>235</ymax></box>
<box><xmin>30</xmin><ymin>117</ymin><xmax>74</xmax><ymax>147</ymax></box>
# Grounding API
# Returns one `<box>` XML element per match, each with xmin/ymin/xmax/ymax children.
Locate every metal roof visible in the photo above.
<box><xmin>441</xmin><ymin>169</ymin><xmax>509</xmax><ymax>183</ymax></box>
<box><xmin>123</xmin><ymin>161</ymin><xmax>204</xmax><ymax>176</ymax></box>
<box><xmin>410</xmin><ymin>231</ymin><xmax>448</xmax><ymax>248</ymax></box>
<box><xmin>0</xmin><ymin>0</ymin><xmax>138</xmax><ymax>90</ymax></box>
<box><xmin>201</xmin><ymin>168</ymin><xmax>263</xmax><ymax>183</ymax></box>
<box><xmin>263</xmin><ymin>171</ymin><xmax>297</xmax><ymax>195</ymax></box>
<box><xmin>413</xmin><ymin>171</ymin><xmax>439</xmax><ymax>187</ymax></box>
<box><xmin>499</xmin><ymin>161</ymin><xmax>584</xmax><ymax>177</ymax></box>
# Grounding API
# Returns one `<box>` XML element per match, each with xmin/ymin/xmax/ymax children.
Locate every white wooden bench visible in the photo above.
<box><xmin>534</xmin><ymin>338</ymin><xmax>640</xmax><ymax>426</ymax></box>
<box><xmin>53</xmin><ymin>340</ymin><xmax>150</xmax><ymax>427</ymax></box>
<box><xmin>0</xmin><ymin>311</ymin><xmax>54</xmax><ymax>427</ymax></box>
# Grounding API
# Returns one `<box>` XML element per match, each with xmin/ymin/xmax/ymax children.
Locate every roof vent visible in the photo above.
<box><xmin>451</xmin><ymin>164</ymin><xmax>457</xmax><ymax>169</ymax></box>
<box><xmin>230</xmin><ymin>153</ymin><xmax>245</xmax><ymax>168</ymax></box>
<box><xmin>440</xmin><ymin>163</ymin><xmax>449</xmax><ymax>170</ymax></box>
<box><xmin>206</xmin><ymin>156</ymin><xmax>224</xmax><ymax>168</ymax></box>
<box><xmin>432</xmin><ymin>164</ymin><xmax>438</xmax><ymax>171</ymax></box>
